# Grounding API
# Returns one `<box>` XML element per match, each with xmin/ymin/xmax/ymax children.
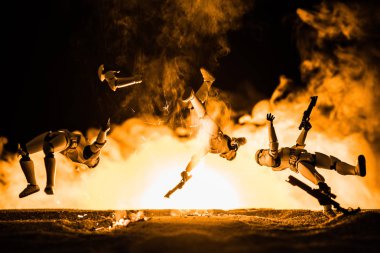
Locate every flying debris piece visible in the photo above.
<box><xmin>98</xmin><ymin>64</ymin><xmax>142</xmax><ymax>92</ymax></box>
<box><xmin>287</xmin><ymin>175</ymin><xmax>360</xmax><ymax>215</ymax></box>
<box><xmin>164</xmin><ymin>174</ymin><xmax>192</xmax><ymax>198</ymax></box>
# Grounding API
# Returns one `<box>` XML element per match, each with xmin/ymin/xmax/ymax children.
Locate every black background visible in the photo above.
<box><xmin>0</xmin><ymin>0</ymin><xmax>340</xmax><ymax>150</ymax></box>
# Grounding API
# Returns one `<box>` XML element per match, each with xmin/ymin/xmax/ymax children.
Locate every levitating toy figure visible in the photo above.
<box><xmin>17</xmin><ymin>119</ymin><xmax>111</xmax><ymax>198</ymax></box>
<box><xmin>165</xmin><ymin>68</ymin><xmax>246</xmax><ymax>198</ymax></box>
<box><xmin>255</xmin><ymin>96</ymin><xmax>366</xmax><ymax>216</ymax></box>
<box><xmin>98</xmin><ymin>64</ymin><xmax>142</xmax><ymax>92</ymax></box>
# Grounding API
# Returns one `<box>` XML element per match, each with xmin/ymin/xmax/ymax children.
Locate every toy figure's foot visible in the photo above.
<box><xmin>356</xmin><ymin>155</ymin><xmax>366</xmax><ymax>177</ymax></box>
<box><xmin>196</xmin><ymin>68</ymin><xmax>215</xmax><ymax>103</ymax></box>
<box><xmin>182</xmin><ymin>87</ymin><xmax>195</xmax><ymax>102</ymax></box>
<box><xmin>44</xmin><ymin>186</ymin><xmax>55</xmax><ymax>195</ymax></box>
<box><xmin>200</xmin><ymin>68</ymin><xmax>215</xmax><ymax>83</ymax></box>
<box><xmin>19</xmin><ymin>184</ymin><xmax>40</xmax><ymax>198</ymax></box>
<box><xmin>323</xmin><ymin>205</ymin><xmax>336</xmax><ymax>218</ymax></box>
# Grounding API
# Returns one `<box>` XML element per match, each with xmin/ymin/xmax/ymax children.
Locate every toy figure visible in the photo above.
<box><xmin>98</xmin><ymin>64</ymin><xmax>142</xmax><ymax>91</ymax></box>
<box><xmin>17</xmin><ymin>118</ymin><xmax>111</xmax><ymax>198</ymax></box>
<box><xmin>255</xmin><ymin>96</ymin><xmax>366</xmax><ymax>216</ymax></box>
<box><xmin>165</xmin><ymin>68</ymin><xmax>246</xmax><ymax>198</ymax></box>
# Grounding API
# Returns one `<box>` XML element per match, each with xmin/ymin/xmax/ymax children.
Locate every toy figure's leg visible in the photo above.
<box><xmin>42</xmin><ymin>132</ymin><xmax>69</xmax><ymax>195</ymax></box>
<box><xmin>183</xmin><ymin>90</ymin><xmax>221</xmax><ymax>138</ymax></box>
<box><xmin>297</xmin><ymin>160</ymin><xmax>335</xmax><ymax>216</ymax></box>
<box><xmin>24</xmin><ymin>132</ymin><xmax>49</xmax><ymax>154</ymax></box>
<box><xmin>315</xmin><ymin>152</ymin><xmax>366</xmax><ymax>177</ymax></box>
<box><xmin>19</xmin><ymin>157</ymin><xmax>40</xmax><ymax>198</ymax></box>
<box><xmin>296</xmin><ymin>161</ymin><xmax>325</xmax><ymax>185</ymax></box>
<box><xmin>17</xmin><ymin>133</ymin><xmax>48</xmax><ymax>198</ymax></box>
<box><xmin>323</xmin><ymin>204</ymin><xmax>336</xmax><ymax>218</ymax></box>
<box><xmin>183</xmin><ymin>87</ymin><xmax>206</xmax><ymax>118</ymax></box>
<box><xmin>43</xmin><ymin>157</ymin><xmax>56</xmax><ymax>195</ymax></box>
<box><xmin>195</xmin><ymin>68</ymin><xmax>215</xmax><ymax>103</ymax></box>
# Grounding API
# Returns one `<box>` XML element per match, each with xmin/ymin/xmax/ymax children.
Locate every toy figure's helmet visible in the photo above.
<box><xmin>220</xmin><ymin>136</ymin><xmax>247</xmax><ymax>161</ymax></box>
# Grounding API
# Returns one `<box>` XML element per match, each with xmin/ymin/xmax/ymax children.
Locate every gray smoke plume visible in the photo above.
<box><xmin>295</xmin><ymin>1</ymin><xmax>380</xmax><ymax>140</ymax></box>
<box><xmin>100</xmin><ymin>0</ymin><xmax>253</xmax><ymax>129</ymax></box>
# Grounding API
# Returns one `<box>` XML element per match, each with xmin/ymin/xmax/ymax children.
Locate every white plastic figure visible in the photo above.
<box><xmin>98</xmin><ymin>64</ymin><xmax>142</xmax><ymax>92</ymax></box>
<box><xmin>165</xmin><ymin>68</ymin><xmax>246</xmax><ymax>198</ymax></box>
<box><xmin>17</xmin><ymin>118</ymin><xmax>111</xmax><ymax>198</ymax></box>
<box><xmin>255</xmin><ymin>112</ymin><xmax>366</xmax><ymax>216</ymax></box>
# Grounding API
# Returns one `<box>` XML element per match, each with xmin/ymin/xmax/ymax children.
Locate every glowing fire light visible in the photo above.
<box><xmin>140</xmin><ymin>161</ymin><xmax>240</xmax><ymax>210</ymax></box>
<box><xmin>0</xmin><ymin>116</ymin><xmax>377</xmax><ymax>210</ymax></box>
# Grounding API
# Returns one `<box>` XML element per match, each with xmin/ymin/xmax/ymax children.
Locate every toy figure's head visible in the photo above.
<box><xmin>255</xmin><ymin>149</ymin><xmax>276</xmax><ymax>167</ymax></box>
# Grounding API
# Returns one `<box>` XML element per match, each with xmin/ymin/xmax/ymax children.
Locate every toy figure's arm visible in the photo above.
<box><xmin>164</xmin><ymin>148</ymin><xmax>208</xmax><ymax>198</ymax></box>
<box><xmin>184</xmin><ymin>148</ymin><xmax>209</xmax><ymax>173</ymax></box>
<box><xmin>181</xmin><ymin>148</ymin><xmax>209</xmax><ymax>181</ymax></box>
<box><xmin>267</xmin><ymin>113</ymin><xmax>279</xmax><ymax>159</ymax></box>
<box><xmin>89</xmin><ymin>118</ymin><xmax>111</xmax><ymax>153</ymax></box>
<box><xmin>295</xmin><ymin>121</ymin><xmax>311</xmax><ymax>149</ymax></box>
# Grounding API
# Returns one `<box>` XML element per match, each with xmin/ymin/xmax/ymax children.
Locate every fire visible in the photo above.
<box><xmin>140</xmin><ymin>161</ymin><xmax>240</xmax><ymax>210</ymax></box>
<box><xmin>1</xmin><ymin>115</ymin><xmax>378</xmax><ymax>210</ymax></box>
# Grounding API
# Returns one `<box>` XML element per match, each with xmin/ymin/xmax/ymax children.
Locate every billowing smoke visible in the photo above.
<box><xmin>296</xmin><ymin>1</ymin><xmax>380</xmax><ymax>140</ymax></box>
<box><xmin>99</xmin><ymin>0</ymin><xmax>251</xmax><ymax>129</ymax></box>
<box><xmin>295</xmin><ymin>0</ymin><xmax>380</xmax><ymax>197</ymax></box>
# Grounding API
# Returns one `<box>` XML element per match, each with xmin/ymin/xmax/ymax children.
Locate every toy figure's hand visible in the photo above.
<box><xmin>318</xmin><ymin>182</ymin><xmax>330</xmax><ymax>194</ymax></box>
<box><xmin>181</xmin><ymin>170</ymin><xmax>190</xmax><ymax>182</ymax></box>
<box><xmin>304</xmin><ymin>121</ymin><xmax>312</xmax><ymax>131</ymax></box>
<box><xmin>267</xmin><ymin>113</ymin><xmax>275</xmax><ymax>122</ymax></box>
<box><xmin>318</xmin><ymin>182</ymin><xmax>336</xmax><ymax>198</ymax></box>
<box><xmin>102</xmin><ymin>118</ymin><xmax>111</xmax><ymax>132</ymax></box>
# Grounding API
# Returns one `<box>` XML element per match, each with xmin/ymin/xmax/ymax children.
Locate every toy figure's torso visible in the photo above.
<box><xmin>209</xmin><ymin>130</ymin><xmax>230</xmax><ymax>154</ymax></box>
<box><xmin>272</xmin><ymin>147</ymin><xmax>314</xmax><ymax>172</ymax></box>
<box><xmin>199</xmin><ymin>116</ymin><xmax>230</xmax><ymax>154</ymax></box>
<box><xmin>60</xmin><ymin>130</ymin><xmax>100</xmax><ymax>166</ymax></box>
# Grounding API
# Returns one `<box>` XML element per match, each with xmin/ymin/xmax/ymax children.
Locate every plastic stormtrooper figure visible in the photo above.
<box><xmin>255</xmin><ymin>113</ymin><xmax>366</xmax><ymax>216</ymax></box>
<box><xmin>179</xmin><ymin>68</ymin><xmax>246</xmax><ymax>185</ymax></box>
<box><xmin>17</xmin><ymin>119</ymin><xmax>111</xmax><ymax>198</ymax></box>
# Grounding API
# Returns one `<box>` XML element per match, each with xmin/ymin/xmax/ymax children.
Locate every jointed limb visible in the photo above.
<box><xmin>266</xmin><ymin>113</ymin><xmax>279</xmax><ymax>159</ymax></box>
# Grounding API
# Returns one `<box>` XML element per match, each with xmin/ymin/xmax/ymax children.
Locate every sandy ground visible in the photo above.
<box><xmin>0</xmin><ymin>209</ymin><xmax>379</xmax><ymax>253</ymax></box>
